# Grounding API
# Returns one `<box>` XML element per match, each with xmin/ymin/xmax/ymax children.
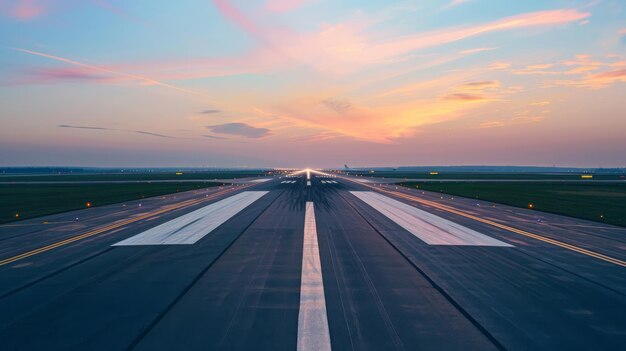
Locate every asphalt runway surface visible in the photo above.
<box><xmin>1</xmin><ymin>173</ymin><xmax>625</xmax><ymax>350</ymax></box>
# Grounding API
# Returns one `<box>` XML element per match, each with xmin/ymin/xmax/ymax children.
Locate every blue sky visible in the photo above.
<box><xmin>1</xmin><ymin>0</ymin><xmax>625</xmax><ymax>167</ymax></box>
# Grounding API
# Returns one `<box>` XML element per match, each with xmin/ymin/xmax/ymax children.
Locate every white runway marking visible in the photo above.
<box><xmin>350</xmin><ymin>191</ymin><xmax>512</xmax><ymax>247</ymax></box>
<box><xmin>113</xmin><ymin>191</ymin><xmax>268</xmax><ymax>246</ymax></box>
<box><xmin>248</xmin><ymin>178</ymin><xmax>271</xmax><ymax>183</ymax></box>
<box><xmin>297</xmin><ymin>202</ymin><xmax>331</xmax><ymax>351</ymax></box>
<box><xmin>352</xmin><ymin>178</ymin><xmax>373</xmax><ymax>183</ymax></box>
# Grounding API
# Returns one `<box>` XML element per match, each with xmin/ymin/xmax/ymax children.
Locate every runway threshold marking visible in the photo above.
<box><xmin>0</xmin><ymin>186</ymin><xmax>250</xmax><ymax>267</ymax></box>
<box><xmin>351</xmin><ymin>191</ymin><xmax>511</xmax><ymax>246</ymax></box>
<box><xmin>113</xmin><ymin>191</ymin><xmax>268</xmax><ymax>245</ymax></box>
<box><xmin>343</xmin><ymin>178</ymin><xmax>626</xmax><ymax>267</ymax></box>
<box><xmin>297</xmin><ymin>202</ymin><xmax>331</xmax><ymax>351</ymax></box>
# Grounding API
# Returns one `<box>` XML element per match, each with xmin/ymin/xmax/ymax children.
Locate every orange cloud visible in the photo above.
<box><xmin>538</xmin><ymin>54</ymin><xmax>626</xmax><ymax>89</ymax></box>
<box><xmin>477</xmin><ymin>115</ymin><xmax>545</xmax><ymax>129</ymax></box>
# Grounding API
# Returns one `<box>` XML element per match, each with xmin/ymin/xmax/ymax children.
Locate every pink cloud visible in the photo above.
<box><xmin>264</xmin><ymin>0</ymin><xmax>312</xmax><ymax>13</ymax></box>
<box><xmin>1</xmin><ymin>0</ymin><xmax>142</xmax><ymax>22</ymax></box>
<box><xmin>6</xmin><ymin>4</ymin><xmax>596</xmax><ymax>145</ymax></box>
<box><xmin>371</xmin><ymin>10</ymin><xmax>589</xmax><ymax>62</ymax></box>
<box><xmin>7</xmin><ymin>67</ymin><xmax>111</xmax><ymax>85</ymax></box>
<box><xmin>523</xmin><ymin>54</ymin><xmax>626</xmax><ymax>89</ymax></box>
<box><xmin>2</xmin><ymin>0</ymin><xmax>45</xmax><ymax>19</ymax></box>
<box><xmin>213</xmin><ymin>0</ymin><xmax>265</xmax><ymax>41</ymax></box>
<box><xmin>11</xmin><ymin>48</ymin><xmax>209</xmax><ymax>97</ymax></box>
<box><xmin>593</xmin><ymin>68</ymin><xmax>626</xmax><ymax>80</ymax></box>
<box><xmin>444</xmin><ymin>0</ymin><xmax>470</xmax><ymax>9</ymax></box>
<box><xmin>210</xmin><ymin>4</ymin><xmax>588</xmax><ymax>76</ymax></box>
<box><xmin>459</xmin><ymin>47</ymin><xmax>495</xmax><ymax>55</ymax></box>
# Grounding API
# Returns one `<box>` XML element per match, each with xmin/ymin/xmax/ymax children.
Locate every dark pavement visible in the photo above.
<box><xmin>1</xmin><ymin>173</ymin><xmax>625</xmax><ymax>350</ymax></box>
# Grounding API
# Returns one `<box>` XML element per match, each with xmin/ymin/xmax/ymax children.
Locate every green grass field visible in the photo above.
<box><xmin>0</xmin><ymin>170</ymin><xmax>270</xmax><ymax>183</ymax></box>
<box><xmin>399</xmin><ymin>181</ymin><xmax>626</xmax><ymax>227</ymax></box>
<box><xmin>0</xmin><ymin>182</ymin><xmax>222</xmax><ymax>224</ymax></box>
<box><xmin>346</xmin><ymin>171</ymin><xmax>626</xmax><ymax>181</ymax></box>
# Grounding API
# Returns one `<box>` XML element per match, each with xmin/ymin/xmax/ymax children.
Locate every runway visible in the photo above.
<box><xmin>1</xmin><ymin>173</ymin><xmax>625</xmax><ymax>350</ymax></box>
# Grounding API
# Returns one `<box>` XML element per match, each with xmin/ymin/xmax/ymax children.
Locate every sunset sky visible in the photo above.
<box><xmin>1</xmin><ymin>0</ymin><xmax>625</xmax><ymax>168</ymax></box>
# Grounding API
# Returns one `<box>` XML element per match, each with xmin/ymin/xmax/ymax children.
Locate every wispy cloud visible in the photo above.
<box><xmin>460</xmin><ymin>80</ymin><xmax>500</xmax><ymax>89</ymax></box>
<box><xmin>477</xmin><ymin>115</ymin><xmax>545</xmax><ymax>129</ymax></box>
<box><xmin>207</xmin><ymin>122</ymin><xmax>271</xmax><ymax>138</ymax></box>
<box><xmin>209</xmin><ymin>3</ymin><xmax>588</xmax><ymax>77</ymax></box>
<box><xmin>8</xmin><ymin>6</ymin><xmax>590</xmax><ymax>94</ymax></box>
<box><xmin>92</xmin><ymin>0</ymin><xmax>146</xmax><ymax>25</ymax></box>
<box><xmin>322</xmin><ymin>98</ymin><xmax>351</xmax><ymax>114</ymax></box>
<box><xmin>441</xmin><ymin>93</ymin><xmax>489</xmax><ymax>102</ymax></box>
<box><xmin>203</xmin><ymin>134</ymin><xmax>228</xmax><ymax>140</ymax></box>
<box><xmin>12</xmin><ymin>48</ymin><xmax>209</xmax><ymax>98</ymax></box>
<box><xmin>459</xmin><ymin>47</ymin><xmax>495</xmax><ymax>55</ymax></box>
<box><xmin>58</xmin><ymin>124</ymin><xmax>109</xmax><ymax>131</ymax></box>
<box><xmin>1</xmin><ymin>0</ymin><xmax>143</xmax><ymax>21</ymax></box>
<box><xmin>443</xmin><ymin>0</ymin><xmax>471</xmax><ymax>10</ymax></box>
<box><xmin>531</xmin><ymin>101</ymin><xmax>550</xmax><ymax>106</ymax></box>
<box><xmin>524</xmin><ymin>54</ymin><xmax>626</xmax><ymax>89</ymax></box>
<box><xmin>264</xmin><ymin>0</ymin><xmax>314</xmax><ymax>13</ymax></box>
<box><xmin>199</xmin><ymin>109</ymin><xmax>222</xmax><ymax>114</ymax></box>
<box><xmin>133</xmin><ymin>131</ymin><xmax>174</xmax><ymax>139</ymax></box>
<box><xmin>367</xmin><ymin>10</ymin><xmax>588</xmax><ymax>67</ymax></box>
<box><xmin>59</xmin><ymin>124</ymin><xmax>181</xmax><ymax>139</ymax></box>
<box><xmin>5</xmin><ymin>67</ymin><xmax>110</xmax><ymax>85</ymax></box>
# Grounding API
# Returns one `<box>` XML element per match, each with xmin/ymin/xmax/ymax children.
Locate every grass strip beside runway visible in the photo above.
<box><xmin>399</xmin><ymin>181</ymin><xmax>626</xmax><ymax>227</ymax></box>
<box><xmin>1</xmin><ymin>182</ymin><xmax>223</xmax><ymax>224</ymax></box>
<box><xmin>0</xmin><ymin>170</ymin><xmax>270</xmax><ymax>183</ymax></box>
<box><xmin>346</xmin><ymin>171</ymin><xmax>626</xmax><ymax>181</ymax></box>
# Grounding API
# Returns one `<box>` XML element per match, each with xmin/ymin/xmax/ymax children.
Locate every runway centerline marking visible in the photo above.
<box><xmin>113</xmin><ymin>191</ymin><xmax>268</xmax><ymax>246</ymax></box>
<box><xmin>297</xmin><ymin>202</ymin><xmax>331</xmax><ymax>351</ymax></box>
<box><xmin>351</xmin><ymin>191</ymin><xmax>512</xmax><ymax>246</ymax></box>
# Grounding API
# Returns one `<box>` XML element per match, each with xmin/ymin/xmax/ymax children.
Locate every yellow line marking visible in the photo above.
<box><xmin>0</xmin><ymin>187</ymin><xmax>248</xmax><ymax>267</ymax></box>
<box><xmin>342</xmin><ymin>177</ymin><xmax>626</xmax><ymax>268</ymax></box>
<box><xmin>0</xmin><ymin>221</ymin><xmax>76</xmax><ymax>228</ymax></box>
